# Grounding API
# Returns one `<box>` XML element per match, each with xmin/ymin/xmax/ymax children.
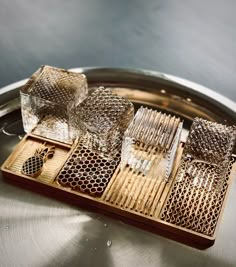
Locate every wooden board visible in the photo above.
<box><xmin>1</xmin><ymin>134</ymin><xmax>235</xmax><ymax>249</ymax></box>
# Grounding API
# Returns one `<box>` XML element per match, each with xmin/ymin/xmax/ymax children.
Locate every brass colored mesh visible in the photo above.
<box><xmin>160</xmin><ymin>157</ymin><xmax>235</xmax><ymax>236</ymax></box>
<box><xmin>56</xmin><ymin>137</ymin><xmax>121</xmax><ymax>196</ymax></box>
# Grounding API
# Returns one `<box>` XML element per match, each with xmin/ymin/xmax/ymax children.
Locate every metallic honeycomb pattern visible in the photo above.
<box><xmin>70</xmin><ymin>87</ymin><xmax>134</xmax><ymax>157</ymax></box>
<box><xmin>160</xmin><ymin>157</ymin><xmax>235</xmax><ymax>237</ymax></box>
<box><xmin>184</xmin><ymin>118</ymin><xmax>236</xmax><ymax>166</ymax></box>
<box><xmin>56</xmin><ymin>137</ymin><xmax>121</xmax><ymax>196</ymax></box>
<box><xmin>24</xmin><ymin>65</ymin><xmax>88</xmax><ymax>105</ymax></box>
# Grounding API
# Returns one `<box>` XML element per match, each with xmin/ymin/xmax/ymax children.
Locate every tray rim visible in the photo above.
<box><xmin>0</xmin><ymin>67</ymin><xmax>235</xmax><ymax>118</ymax></box>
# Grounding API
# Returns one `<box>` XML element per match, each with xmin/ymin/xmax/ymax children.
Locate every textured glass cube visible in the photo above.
<box><xmin>20</xmin><ymin>65</ymin><xmax>88</xmax><ymax>143</ymax></box>
<box><xmin>184</xmin><ymin>118</ymin><xmax>236</xmax><ymax>166</ymax></box>
<box><xmin>121</xmin><ymin>107</ymin><xmax>183</xmax><ymax>180</ymax></box>
<box><xmin>177</xmin><ymin>118</ymin><xmax>236</xmax><ymax>191</ymax></box>
<box><xmin>70</xmin><ymin>87</ymin><xmax>134</xmax><ymax>157</ymax></box>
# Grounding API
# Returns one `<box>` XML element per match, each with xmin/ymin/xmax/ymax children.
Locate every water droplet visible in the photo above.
<box><xmin>104</xmin><ymin>224</ymin><xmax>108</xmax><ymax>227</ymax></box>
<box><xmin>160</xmin><ymin>89</ymin><xmax>166</xmax><ymax>94</ymax></box>
<box><xmin>5</xmin><ymin>225</ymin><xmax>9</xmax><ymax>229</ymax></box>
<box><xmin>107</xmin><ymin>240</ymin><xmax>112</xmax><ymax>247</ymax></box>
<box><xmin>94</xmin><ymin>247</ymin><xmax>97</xmax><ymax>250</ymax></box>
<box><xmin>86</xmin><ymin>238</ymin><xmax>89</xmax><ymax>241</ymax></box>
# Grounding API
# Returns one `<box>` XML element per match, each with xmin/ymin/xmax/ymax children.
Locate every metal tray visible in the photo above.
<box><xmin>1</xmin><ymin>68</ymin><xmax>236</xmax><ymax>266</ymax></box>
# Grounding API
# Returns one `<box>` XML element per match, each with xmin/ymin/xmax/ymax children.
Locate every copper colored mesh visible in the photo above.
<box><xmin>159</xmin><ymin>118</ymin><xmax>236</xmax><ymax>237</ymax></box>
<box><xmin>160</xmin><ymin>157</ymin><xmax>235</xmax><ymax>236</ymax></box>
<box><xmin>56</xmin><ymin>137</ymin><xmax>121</xmax><ymax>196</ymax></box>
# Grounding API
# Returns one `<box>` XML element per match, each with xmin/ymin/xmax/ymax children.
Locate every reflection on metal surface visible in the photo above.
<box><xmin>0</xmin><ymin>97</ymin><xmax>20</xmax><ymax>118</ymax></box>
<box><xmin>2</xmin><ymin>119</ymin><xmax>24</xmax><ymax>136</ymax></box>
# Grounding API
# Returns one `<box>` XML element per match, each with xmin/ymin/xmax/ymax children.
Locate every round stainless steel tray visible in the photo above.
<box><xmin>0</xmin><ymin>68</ymin><xmax>236</xmax><ymax>267</ymax></box>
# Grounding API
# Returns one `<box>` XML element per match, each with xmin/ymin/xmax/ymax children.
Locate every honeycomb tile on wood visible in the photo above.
<box><xmin>56</xmin><ymin>137</ymin><xmax>121</xmax><ymax>196</ymax></box>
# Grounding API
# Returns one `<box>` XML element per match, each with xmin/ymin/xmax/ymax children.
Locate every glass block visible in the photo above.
<box><xmin>20</xmin><ymin>65</ymin><xmax>88</xmax><ymax>143</ymax></box>
<box><xmin>70</xmin><ymin>87</ymin><xmax>134</xmax><ymax>157</ymax></box>
<box><xmin>184</xmin><ymin>118</ymin><xmax>236</xmax><ymax>166</ymax></box>
<box><xmin>121</xmin><ymin>107</ymin><xmax>183</xmax><ymax>180</ymax></box>
<box><xmin>179</xmin><ymin>118</ymin><xmax>236</xmax><ymax>191</ymax></box>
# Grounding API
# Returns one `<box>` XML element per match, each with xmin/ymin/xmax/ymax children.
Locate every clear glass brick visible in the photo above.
<box><xmin>70</xmin><ymin>87</ymin><xmax>134</xmax><ymax>158</ymax></box>
<box><xmin>180</xmin><ymin>118</ymin><xmax>236</xmax><ymax>190</ymax></box>
<box><xmin>120</xmin><ymin>107</ymin><xmax>183</xmax><ymax>180</ymax></box>
<box><xmin>20</xmin><ymin>65</ymin><xmax>88</xmax><ymax>143</ymax></box>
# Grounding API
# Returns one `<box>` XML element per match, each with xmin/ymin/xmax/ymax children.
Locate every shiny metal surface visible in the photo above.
<box><xmin>0</xmin><ymin>68</ymin><xmax>236</xmax><ymax>267</ymax></box>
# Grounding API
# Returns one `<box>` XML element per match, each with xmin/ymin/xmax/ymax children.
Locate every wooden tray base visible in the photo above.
<box><xmin>2</xmin><ymin>134</ymin><xmax>235</xmax><ymax>249</ymax></box>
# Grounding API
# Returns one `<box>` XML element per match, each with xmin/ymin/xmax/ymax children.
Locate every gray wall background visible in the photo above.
<box><xmin>0</xmin><ymin>0</ymin><xmax>236</xmax><ymax>101</ymax></box>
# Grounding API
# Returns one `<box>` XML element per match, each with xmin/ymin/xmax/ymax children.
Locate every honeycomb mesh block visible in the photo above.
<box><xmin>70</xmin><ymin>87</ymin><xmax>134</xmax><ymax>157</ymax></box>
<box><xmin>56</xmin><ymin>137</ymin><xmax>121</xmax><ymax>196</ymax></box>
